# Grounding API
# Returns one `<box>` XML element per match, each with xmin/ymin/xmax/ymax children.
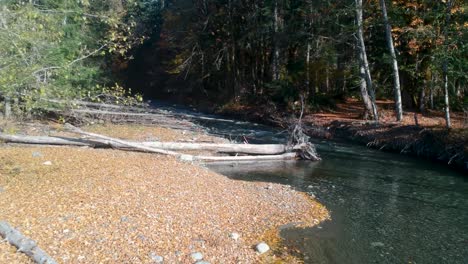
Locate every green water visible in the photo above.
<box><xmin>209</xmin><ymin>142</ymin><xmax>468</xmax><ymax>264</ymax></box>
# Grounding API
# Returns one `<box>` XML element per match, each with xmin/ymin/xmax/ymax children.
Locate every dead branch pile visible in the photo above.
<box><xmin>287</xmin><ymin>96</ymin><xmax>321</xmax><ymax>161</ymax></box>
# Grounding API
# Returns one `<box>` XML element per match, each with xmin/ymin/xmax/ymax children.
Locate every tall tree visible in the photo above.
<box><xmin>379</xmin><ymin>0</ymin><xmax>403</xmax><ymax>121</ymax></box>
<box><xmin>355</xmin><ymin>0</ymin><xmax>378</xmax><ymax>120</ymax></box>
<box><xmin>442</xmin><ymin>0</ymin><xmax>453</xmax><ymax>128</ymax></box>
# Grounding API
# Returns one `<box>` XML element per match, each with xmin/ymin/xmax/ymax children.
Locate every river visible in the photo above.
<box><xmin>153</xmin><ymin>101</ymin><xmax>468</xmax><ymax>264</ymax></box>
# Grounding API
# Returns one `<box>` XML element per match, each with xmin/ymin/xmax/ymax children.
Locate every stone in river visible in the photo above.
<box><xmin>256</xmin><ymin>242</ymin><xmax>270</xmax><ymax>254</ymax></box>
<box><xmin>371</xmin><ymin>242</ymin><xmax>385</xmax><ymax>248</ymax></box>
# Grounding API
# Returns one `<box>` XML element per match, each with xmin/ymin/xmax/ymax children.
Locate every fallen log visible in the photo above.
<box><xmin>0</xmin><ymin>221</ymin><xmax>57</xmax><ymax>264</ymax></box>
<box><xmin>180</xmin><ymin>152</ymin><xmax>297</xmax><ymax>162</ymax></box>
<box><xmin>64</xmin><ymin>124</ymin><xmax>298</xmax><ymax>162</ymax></box>
<box><xmin>0</xmin><ymin>133</ymin><xmax>93</xmax><ymax>146</ymax></box>
<box><xmin>0</xmin><ymin>133</ymin><xmax>287</xmax><ymax>155</ymax></box>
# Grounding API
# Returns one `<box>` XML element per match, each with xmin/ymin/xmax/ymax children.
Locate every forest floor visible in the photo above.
<box><xmin>0</xmin><ymin>121</ymin><xmax>329</xmax><ymax>263</ymax></box>
<box><xmin>219</xmin><ymin>98</ymin><xmax>467</xmax><ymax>172</ymax></box>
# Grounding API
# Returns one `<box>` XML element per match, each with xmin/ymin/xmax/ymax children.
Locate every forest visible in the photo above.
<box><xmin>0</xmin><ymin>0</ymin><xmax>466</xmax><ymax>125</ymax></box>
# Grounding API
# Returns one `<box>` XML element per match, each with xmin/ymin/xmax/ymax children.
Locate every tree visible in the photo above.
<box><xmin>379</xmin><ymin>0</ymin><xmax>403</xmax><ymax>121</ymax></box>
<box><xmin>355</xmin><ymin>0</ymin><xmax>378</xmax><ymax>121</ymax></box>
<box><xmin>442</xmin><ymin>0</ymin><xmax>453</xmax><ymax>129</ymax></box>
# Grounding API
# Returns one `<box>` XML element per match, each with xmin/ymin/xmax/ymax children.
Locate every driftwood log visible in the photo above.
<box><xmin>0</xmin><ymin>134</ymin><xmax>287</xmax><ymax>154</ymax></box>
<box><xmin>0</xmin><ymin>221</ymin><xmax>57</xmax><ymax>264</ymax></box>
<box><xmin>64</xmin><ymin>124</ymin><xmax>299</xmax><ymax>162</ymax></box>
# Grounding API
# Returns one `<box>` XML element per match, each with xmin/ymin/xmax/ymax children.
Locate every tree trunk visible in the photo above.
<box><xmin>306</xmin><ymin>42</ymin><xmax>311</xmax><ymax>95</ymax></box>
<box><xmin>380</xmin><ymin>0</ymin><xmax>403</xmax><ymax>121</ymax></box>
<box><xmin>443</xmin><ymin>0</ymin><xmax>452</xmax><ymax>129</ymax></box>
<box><xmin>272</xmin><ymin>0</ymin><xmax>280</xmax><ymax>81</ymax></box>
<box><xmin>0</xmin><ymin>133</ymin><xmax>290</xmax><ymax>155</ymax></box>
<box><xmin>3</xmin><ymin>97</ymin><xmax>11</xmax><ymax>119</ymax></box>
<box><xmin>62</xmin><ymin>124</ymin><xmax>315</xmax><ymax>162</ymax></box>
<box><xmin>358</xmin><ymin>53</ymin><xmax>374</xmax><ymax>119</ymax></box>
<box><xmin>430</xmin><ymin>75</ymin><xmax>434</xmax><ymax>109</ymax></box>
<box><xmin>419</xmin><ymin>80</ymin><xmax>426</xmax><ymax>113</ymax></box>
<box><xmin>355</xmin><ymin>0</ymin><xmax>378</xmax><ymax>121</ymax></box>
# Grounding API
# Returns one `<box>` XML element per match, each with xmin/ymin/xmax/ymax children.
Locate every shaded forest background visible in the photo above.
<box><xmin>1</xmin><ymin>0</ymin><xmax>467</xmax><ymax>124</ymax></box>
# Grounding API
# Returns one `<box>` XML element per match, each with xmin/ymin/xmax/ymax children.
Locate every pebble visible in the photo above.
<box><xmin>195</xmin><ymin>261</ymin><xmax>210</xmax><ymax>264</ymax></box>
<box><xmin>371</xmin><ymin>242</ymin><xmax>385</xmax><ymax>248</ymax></box>
<box><xmin>256</xmin><ymin>242</ymin><xmax>270</xmax><ymax>254</ymax></box>
<box><xmin>149</xmin><ymin>252</ymin><xmax>164</xmax><ymax>263</ymax></box>
<box><xmin>229</xmin><ymin>232</ymin><xmax>240</xmax><ymax>241</ymax></box>
<box><xmin>32</xmin><ymin>151</ymin><xmax>43</xmax><ymax>157</ymax></box>
<box><xmin>190</xmin><ymin>252</ymin><xmax>203</xmax><ymax>261</ymax></box>
<box><xmin>0</xmin><ymin>186</ymin><xmax>4</xmax><ymax>193</ymax></box>
<box><xmin>43</xmin><ymin>161</ymin><xmax>52</xmax><ymax>166</ymax></box>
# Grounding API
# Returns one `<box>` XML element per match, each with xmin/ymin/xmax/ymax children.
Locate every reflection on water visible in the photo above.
<box><xmin>152</xmin><ymin>100</ymin><xmax>468</xmax><ymax>263</ymax></box>
<box><xmin>209</xmin><ymin>143</ymin><xmax>468</xmax><ymax>264</ymax></box>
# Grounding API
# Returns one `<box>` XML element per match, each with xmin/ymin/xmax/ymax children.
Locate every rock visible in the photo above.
<box><xmin>190</xmin><ymin>252</ymin><xmax>203</xmax><ymax>261</ymax></box>
<box><xmin>0</xmin><ymin>186</ymin><xmax>4</xmax><ymax>193</ymax></box>
<box><xmin>229</xmin><ymin>232</ymin><xmax>240</xmax><ymax>241</ymax></box>
<box><xmin>32</xmin><ymin>151</ymin><xmax>43</xmax><ymax>157</ymax></box>
<box><xmin>149</xmin><ymin>252</ymin><xmax>164</xmax><ymax>263</ymax></box>
<box><xmin>195</xmin><ymin>261</ymin><xmax>210</xmax><ymax>264</ymax></box>
<box><xmin>371</xmin><ymin>242</ymin><xmax>385</xmax><ymax>248</ymax></box>
<box><xmin>256</xmin><ymin>242</ymin><xmax>270</xmax><ymax>254</ymax></box>
<box><xmin>43</xmin><ymin>161</ymin><xmax>52</xmax><ymax>166</ymax></box>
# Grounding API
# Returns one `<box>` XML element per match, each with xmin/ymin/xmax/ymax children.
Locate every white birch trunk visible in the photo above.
<box><xmin>442</xmin><ymin>0</ymin><xmax>452</xmax><ymax>129</ymax></box>
<box><xmin>380</xmin><ymin>0</ymin><xmax>403</xmax><ymax>121</ymax></box>
<box><xmin>355</xmin><ymin>0</ymin><xmax>378</xmax><ymax>120</ymax></box>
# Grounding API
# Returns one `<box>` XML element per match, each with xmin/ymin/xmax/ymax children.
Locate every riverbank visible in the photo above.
<box><xmin>0</xmin><ymin>121</ymin><xmax>329</xmax><ymax>263</ymax></box>
<box><xmin>217</xmin><ymin>98</ymin><xmax>467</xmax><ymax>173</ymax></box>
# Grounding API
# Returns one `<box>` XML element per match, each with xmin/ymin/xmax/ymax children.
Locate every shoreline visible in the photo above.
<box><xmin>214</xmin><ymin>104</ymin><xmax>467</xmax><ymax>174</ymax></box>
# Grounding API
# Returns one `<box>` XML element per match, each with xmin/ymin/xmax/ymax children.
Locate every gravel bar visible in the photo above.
<box><xmin>0</xmin><ymin>125</ymin><xmax>328</xmax><ymax>263</ymax></box>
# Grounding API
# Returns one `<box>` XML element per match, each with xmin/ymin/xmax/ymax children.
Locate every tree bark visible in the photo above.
<box><xmin>380</xmin><ymin>0</ymin><xmax>403</xmax><ymax>121</ymax></box>
<box><xmin>358</xmin><ymin>53</ymin><xmax>374</xmax><ymax>119</ymax></box>
<box><xmin>355</xmin><ymin>0</ymin><xmax>378</xmax><ymax>120</ymax></box>
<box><xmin>0</xmin><ymin>221</ymin><xmax>57</xmax><ymax>264</ymax></box>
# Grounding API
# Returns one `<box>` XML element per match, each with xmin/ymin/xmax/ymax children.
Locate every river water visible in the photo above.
<box><xmin>154</xmin><ymin>101</ymin><xmax>468</xmax><ymax>264</ymax></box>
